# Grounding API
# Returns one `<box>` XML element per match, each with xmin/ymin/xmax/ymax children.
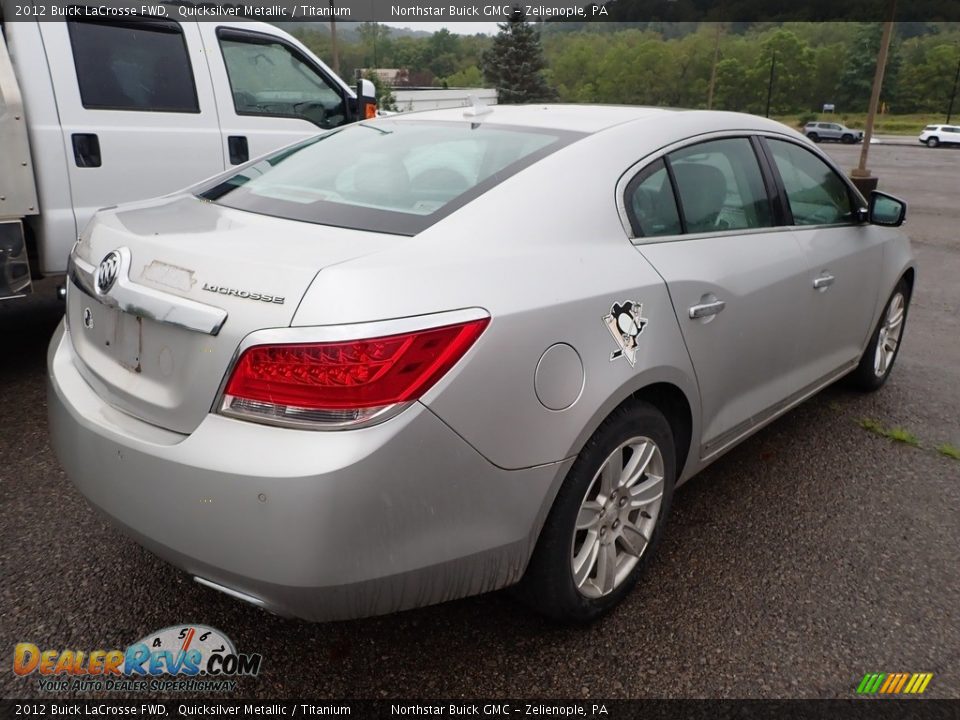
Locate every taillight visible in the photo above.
<box><xmin>219</xmin><ymin>318</ymin><xmax>488</xmax><ymax>429</ymax></box>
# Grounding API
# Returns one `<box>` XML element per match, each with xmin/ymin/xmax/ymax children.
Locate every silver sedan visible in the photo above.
<box><xmin>48</xmin><ymin>106</ymin><xmax>914</xmax><ymax>622</ymax></box>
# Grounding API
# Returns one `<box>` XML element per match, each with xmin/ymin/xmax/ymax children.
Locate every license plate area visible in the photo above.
<box><xmin>82</xmin><ymin>300</ymin><xmax>143</xmax><ymax>374</ymax></box>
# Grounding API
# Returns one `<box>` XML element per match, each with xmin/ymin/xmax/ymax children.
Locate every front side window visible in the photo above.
<box><xmin>67</xmin><ymin>19</ymin><xmax>199</xmax><ymax>112</ymax></box>
<box><xmin>625</xmin><ymin>160</ymin><xmax>681</xmax><ymax>238</ymax></box>
<box><xmin>219</xmin><ymin>33</ymin><xmax>346</xmax><ymax>129</ymax></box>
<box><xmin>766</xmin><ymin>139</ymin><xmax>854</xmax><ymax>226</ymax></box>
<box><xmin>198</xmin><ymin>121</ymin><xmax>580</xmax><ymax>235</ymax></box>
<box><xmin>667</xmin><ymin>138</ymin><xmax>773</xmax><ymax>233</ymax></box>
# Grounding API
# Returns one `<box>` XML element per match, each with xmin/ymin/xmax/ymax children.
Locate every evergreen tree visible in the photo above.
<box><xmin>482</xmin><ymin>9</ymin><xmax>557</xmax><ymax>104</ymax></box>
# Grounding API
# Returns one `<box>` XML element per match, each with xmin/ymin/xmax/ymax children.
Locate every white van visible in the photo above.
<box><xmin>0</xmin><ymin>13</ymin><xmax>375</xmax><ymax>300</ymax></box>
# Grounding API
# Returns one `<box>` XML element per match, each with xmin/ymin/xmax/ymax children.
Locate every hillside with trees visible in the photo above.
<box><xmin>286</xmin><ymin>21</ymin><xmax>960</xmax><ymax>116</ymax></box>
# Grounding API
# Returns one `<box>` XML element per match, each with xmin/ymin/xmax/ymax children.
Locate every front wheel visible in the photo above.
<box><xmin>842</xmin><ymin>134</ymin><xmax>854</xmax><ymax>144</ymax></box>
<box><xmin>518</xmin><ymin>401</ymin><xmax>676</xmax><ymax>622</ymax></box>
<box><xmin>927</xmin><ymin>137</ymin><xmax>940</xmax><ymax>148</ymax></box>
<box><xmin>849</xmin><ymin>279</ymin><xmax>910</xmax><ymax>392</ymax></box>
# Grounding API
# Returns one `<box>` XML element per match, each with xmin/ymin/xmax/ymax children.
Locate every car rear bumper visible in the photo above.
<box><xmin>47</xmin><ymin>322</ymin><xmax>569</xmax><ymax>621</ymax></box>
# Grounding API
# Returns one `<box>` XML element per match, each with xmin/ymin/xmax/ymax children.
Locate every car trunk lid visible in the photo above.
<box><xmin>66</xmin><ymin>195</ymin><xmax>395</xmax><ymax>434</ymax></box>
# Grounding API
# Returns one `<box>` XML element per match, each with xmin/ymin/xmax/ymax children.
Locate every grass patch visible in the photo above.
<box><xmin>858</xmin><ymin>418</ymin><xmax>921</xmax><ymax>447</ymax></box>
<box><xmin>936</xmin><ymin>444</ymin><xmax>960</xmax><ymax>461</ymax></box>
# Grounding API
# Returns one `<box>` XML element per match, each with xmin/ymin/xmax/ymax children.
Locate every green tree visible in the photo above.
<box><xmin>755</xmin><ymin>29</ymin><xmax>816</xmax><ymax>114</ymax></box>
<box><xmin>362</xmin><ymin>70</ymin><xmax>397</xmax><ymax>112</ymax></box>
<box><xmin>482</xmin><ymin>9</ymin><xmax>557</xmax><ymax>104</ymax></box>
<box><xmin>444</xmin><ymin>65</ymin><xmax>485</xmax><ymax>88</ymax></box>
<box><xmin>837</xmin><ymin>24</ymin><xmax>902</xmax><ymax>113</ymax></box>
<box><xmin>714</xmin><ymin>58</ymin><xmax>759</xmax><ymax>111</ymax></box>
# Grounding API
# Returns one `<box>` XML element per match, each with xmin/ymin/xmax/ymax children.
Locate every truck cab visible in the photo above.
<box><xmin>0</xmin><ymin>13</ymin><xmax>374</xmax><ymax>300</ymax></box>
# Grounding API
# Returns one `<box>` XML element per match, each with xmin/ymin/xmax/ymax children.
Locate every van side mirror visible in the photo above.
<box><xmin>356</xmin><ymin>78</ymin><xmax>377</xmax><ymax>121</ymax></box>
<box><xmin>869</xmin><ymin>191</ymin><xmax>907</xmax><ymax>227</ymax></box>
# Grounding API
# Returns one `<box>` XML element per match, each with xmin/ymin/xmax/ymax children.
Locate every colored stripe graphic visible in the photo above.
<box><xmin>857</xmin><ymin>672</ymin><xmax>933</xmax><ymax>694</ymax></box>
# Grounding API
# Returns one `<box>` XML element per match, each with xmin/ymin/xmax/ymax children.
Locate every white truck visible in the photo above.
<box><xmin>0</xmin><ymin>10</ymin><xmax>375</xmax><ymax>300</ymax></box>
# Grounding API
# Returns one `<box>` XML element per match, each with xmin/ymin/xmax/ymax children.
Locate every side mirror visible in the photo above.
<box><xmin>356</xmin><ymin>78</ymin><xmax>377</xmax><ymax>121</ymax></box>
<box><xmin>869</xmin><ymin>191</ymin><xmax>907</xmax><ymax>227</ymax></box>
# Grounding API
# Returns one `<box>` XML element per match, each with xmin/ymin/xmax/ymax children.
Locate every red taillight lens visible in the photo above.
<box><xmin>220</xmin><ymin>318</ymin><xmax>488</xmax><ymax>428</ymax></box>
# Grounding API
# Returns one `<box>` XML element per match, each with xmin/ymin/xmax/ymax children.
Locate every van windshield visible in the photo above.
<box><xmin>198</xmin><ymin>120</ymin><xmax>581</xmax><ymax>235</ymax></box>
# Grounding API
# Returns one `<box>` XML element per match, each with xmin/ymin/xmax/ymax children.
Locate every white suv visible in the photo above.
<box><xmin>919</xmin><ymin>124</ymin><xmax>960</xmax><ymax>148</ymax></box>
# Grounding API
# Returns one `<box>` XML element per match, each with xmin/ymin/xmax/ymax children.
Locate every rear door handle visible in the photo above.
<box><xmin>72</xmin><ymin>133</ymin><xmax>101</xmax><ymax>167</ymax></box>
<box><xmin>688</xmin><ymin>300</ymin><xmax>726</xmax><ymax>319</ymax></box>
<box><xmin>813</xmin><ymin>273</ymin><xmax>835</xmax><ymax>290</ymax></box>
<box><xmin>228</xmin><ymin>135</ymin><xmax>249</xmax><ymax>165</ymax></box>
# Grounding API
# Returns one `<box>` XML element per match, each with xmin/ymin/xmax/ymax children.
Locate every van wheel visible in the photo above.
<box><xmin>926</xmin><ymin>137</ymin><xmax>939</xmax><ymax>148</ymax></box>
<box><xmin>518</xmin><ymin>401</ymin><xmax>676</xmax><ymax>622</ymax></box>
<box><xmin>849</xmin><ymin>279</ymin><xmax>910</xmax><ymax>392</ymax></box>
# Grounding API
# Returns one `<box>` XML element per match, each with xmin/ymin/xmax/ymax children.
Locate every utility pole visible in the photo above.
<box><xmin>329</xmin><ymin>2</ymin><xmax>340</xmax><ymax>76</ymax></box>
<box><xmin>707</xmin><ymin>21</ymin><xmax>724</xmax><ymax>109</ymax></box>
<box><xmin>765</xmin><ymin>52</ymin><xmax>776</xmax><ymax>118</ymax></box>
<box><xmin>852</xmin><ymin>0</ymin><xmax>896</xmax><ymax>193</ymax></box>
<box><xmin>947</xmin><ymin>53</ymin><xmax>960</xmax><ymax>124</ymax></box>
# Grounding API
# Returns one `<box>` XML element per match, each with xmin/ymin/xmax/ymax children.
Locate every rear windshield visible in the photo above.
<box><xmin>198</xmin><ymin>120</ymin><xmax>581</xmax><ymax>235</ymax></box>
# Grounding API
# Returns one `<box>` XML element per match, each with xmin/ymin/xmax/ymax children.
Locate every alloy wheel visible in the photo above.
<box><xmin>874</xmin><ymin>292</ymin><xmax>906</xmax><ymax>377</ymax></box>
<box><xmin>570</xmin><ymin>437</ymin><xmax>664</xmax><ymax>599</ymax></box>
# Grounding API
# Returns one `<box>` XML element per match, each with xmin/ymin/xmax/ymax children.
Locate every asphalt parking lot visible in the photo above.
<box><xmin>1</xmin><ymin>140</ymin><xmax>957</xmax><ymax>700</ymax></box>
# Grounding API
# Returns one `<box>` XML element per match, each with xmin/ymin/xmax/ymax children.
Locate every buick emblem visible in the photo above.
<box><xmin>96</xmin><ymin>251</ymin><xmax>122</xmax><ymax>294</ymax></box>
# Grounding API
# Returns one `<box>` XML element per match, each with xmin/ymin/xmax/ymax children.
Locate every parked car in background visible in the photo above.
<box><xmin>49</xmin><ymin>106</ymin><xmax>914</xmax><ymax>623</ymax></box>
<box><xmin>803</xmin><ymin>121</ymin><xmax>864</xmax><ymax>143</ymax></box>
<box><xmin>918</xmin><ymin>124</ymin><xmax>960</xmax><ymax>147</ymax></box>
<box><xmin>0</xmin><ymin>16</ymin><xmax>375</xmax><ymax>302</ymax></box>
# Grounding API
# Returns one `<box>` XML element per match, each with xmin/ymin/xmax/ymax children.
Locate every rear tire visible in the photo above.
<box><xmin>518</xmin><ymin>401</ymin><xmax>676</xmax><ymax>622</ymax></box>
<box><xmin>927</xmin><ymin>137</ymin><xmax>939</xmax><ymax>148</ymax></box>
<box><xmin>808</xmin><ymin>132</ymin><xmax>820</xmax><ymax>143</ymax></box>
<box><xmin>848</xmin><ymin>279</ymin><xmax>910</xmax><ymax>392</ymax></box>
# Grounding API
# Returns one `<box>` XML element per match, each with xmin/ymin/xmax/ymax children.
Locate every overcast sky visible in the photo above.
<box><xmin>382</xmin><ymin>22</ymin><xmax>500</xmax><ymax>35</ymax></box>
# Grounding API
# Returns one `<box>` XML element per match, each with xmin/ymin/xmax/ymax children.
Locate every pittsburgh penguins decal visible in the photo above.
<box><xmin>603</xmin><ymin>301</ymin><xmax>648</xmax><ymax>367</ymax></box>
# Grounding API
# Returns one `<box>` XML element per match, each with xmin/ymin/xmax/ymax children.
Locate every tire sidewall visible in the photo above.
<box><xmin>852</xmin><ymin>279</ymin><xmax>910</xmax><ymax>391</ymax></box>
<box><xmin>525</xmin><ymin>402</ymin><xmax>677</xmax><ymax>622</ymax></box>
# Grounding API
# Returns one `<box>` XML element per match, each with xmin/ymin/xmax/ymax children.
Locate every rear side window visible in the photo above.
<box><xmin>199</xmin><ymin>121</ymin><xmax>581</xmax><ymax>236</ymax></box>
<box><xmin>625</xmin><ymin>159</ymin><xmax>681</xmax><ymax>238</ymax></box>
<box><xmin>766</xmin><ymin>139</ymin><xmax>854</xmax><ymax>226</ymax></box>
<box><xmin>67</xmin><ymin>19</ymin><xmax>199</xmax><ymax>113</ymax></box>
<box><xmin>667</xmin><ymin>138</ymin><xmax>773</xmax><ymax>233</ymax></box>
<box><xmin>219</xmin><ymin>32</ymin><xmax>346</xmax><ymax>129</ymax></box>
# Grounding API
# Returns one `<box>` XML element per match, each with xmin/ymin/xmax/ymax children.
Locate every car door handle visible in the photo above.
<box><xmin>688</xmin><ymin>300</ymin><xmax>726</xmax><ymax>319</ymax></box>
<box><xmin>813</xmin><ymin>274</ymin><xmax>835</xmax><ymax>290</ymax></box>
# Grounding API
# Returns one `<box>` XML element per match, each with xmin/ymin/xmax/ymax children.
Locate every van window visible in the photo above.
<box><xmin>67</xmin><ymin>19</ymin><xmax>199</xmax><ymax>113</ymax></box>
<box><xmin>218</xmin><ymin>32</ymin><xmax>347</xmax><ymax>129</ymax></box>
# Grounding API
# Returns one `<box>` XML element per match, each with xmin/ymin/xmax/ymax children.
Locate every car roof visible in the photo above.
<box><xmin>387</xmin><ymin>104</ymin><xmax>795</xmax><ymax>136</ymax></box>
